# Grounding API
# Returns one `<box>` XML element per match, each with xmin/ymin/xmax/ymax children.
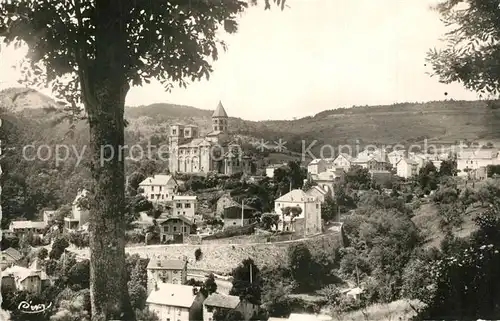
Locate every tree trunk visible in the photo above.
<box><xmin>86</xmin><ymin>82</ymin><xmax>134</xmax><ymax>321</ymax></box>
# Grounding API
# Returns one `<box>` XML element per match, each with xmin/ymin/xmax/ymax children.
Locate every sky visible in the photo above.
<box><xmin>0</xmin><ymin>0</ymin><xmax>479</xmax><ymax>121</ymax></box>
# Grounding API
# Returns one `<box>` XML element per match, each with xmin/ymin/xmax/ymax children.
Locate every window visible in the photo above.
<box><xmin>162</xmin><ymin>195</ymin><xmax>164</xmax><ymax>199</ymax></box>
<box><xmin>183</xmin><ymin>226</ymin><xmax>187</xmax><ymax>233</ymax></box>
<box><xmin>185</xmin><ymin>203</ymin><xmax>191</xmax><ymax>208</ymax></box>
<box><xmin>168</xmin><ymin>307</ymin><xmax>171</xmax><ymax>314</ymax></box>
<box><xmin>183</xmin><ymin>211</ymin><xmax>186</xmax><ymax>215</ymax></box>
<box><xmin>176</xmin><ymin>203</ymin><xmax>182</xmax><ymax>208</ymax></box>
<box><xmin>172</xmin><ymin>129</ymin><xmax>177</xmax><ymax>135</ymax></box>
<box><xmin>159</xmin><ymin>186</ymin><xmax>162</xmax><ymax>191</ymax></box>
<box><xmin>316</xmin><ymin>204</ymin><xmax>319</xmax><ymax>209</ymax></box>
<box><xmin>165</xmin><ymin>226</ymin><xmax>169</xmax><ymax>232</ymax></box>
<box><xmin>178</xmin><ymin>309</ymin><xmax>181</xmax><ymax>316</ymax></box>
<box><xmin>233</xmin><ymin>222</ymin><xmax>236</xmax><ymax>225</ymax></box>
<box><xmin>174</xmin><ymin>226</ymin><xmax>177</xmax><ymax>232</ymax></box>
<box><xmin>152</xmin><ymin>186</ymin><xmax>155</xmax><ymax>192</ymax></box>
<box><xmin>150</xmin><ymin>194</ymin><xmax>154</xmax><ymax>199</ymax></box>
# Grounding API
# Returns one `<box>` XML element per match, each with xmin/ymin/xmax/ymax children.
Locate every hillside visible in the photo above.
<box><xmin>3</xmin><ymin>87</ymin><xmax>500</xmax><ymax>153</ymax></box>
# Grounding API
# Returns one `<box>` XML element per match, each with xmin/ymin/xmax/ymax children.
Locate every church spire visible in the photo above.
<box><xmin>212</xmin><ymin>101</ymin><xmax>228</xmax><ymax>118</ymax></box>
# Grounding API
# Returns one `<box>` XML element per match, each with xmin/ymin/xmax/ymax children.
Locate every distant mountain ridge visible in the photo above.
<box><xmin>2</xmin><ymin>87</ymin><xmax>500</xmax><ymax>153</ymax></box>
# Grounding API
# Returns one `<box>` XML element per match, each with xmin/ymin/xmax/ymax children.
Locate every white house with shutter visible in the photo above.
<box><xmin>274</xmin><ymin>189</ymin><xmax>322</xmax><ymax>235</ymax></box>
<box><xmin>139</xmin><ymin>175</ymin><xmax>179</xmax><ymax>203</ymax></box>
<box><xmin>172</xmin><ymin>195</ymin><xmax>197</xmax><ymax>219</ymax></box>
<box><xmin>457</xmin><ymin>148</ymin><xmax>500</xmax><ymax>177</ymax></box>
<box><xmin>396</xmin><ymin>158</ymin><xmax>419</xmax><ymax>178</ymax></box>
<box><xmin>146</xmin><ymin>282</ymin><xmax>196</xmax><ymax>321</ymax></box>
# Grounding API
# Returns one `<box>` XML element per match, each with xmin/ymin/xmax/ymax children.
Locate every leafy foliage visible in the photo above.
<box><xmin>427</xmin><ymin>0</ymin><xmax>500</xmax><ymax>97</ymax></box>
<box><xmin>229</xmin><ymin>258</ymin><xmax>262</xmax><ymax>305</ymax></box>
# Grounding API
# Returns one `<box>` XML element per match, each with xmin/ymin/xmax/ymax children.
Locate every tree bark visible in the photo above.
<box><xmin>87</xmin><ymin>80</ymin><xmax>134</xmax><ymax>321</ymax></box>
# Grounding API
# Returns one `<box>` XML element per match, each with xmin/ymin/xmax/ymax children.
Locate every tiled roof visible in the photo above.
<box><xmin>161</xmin><ymin>215</ymin><xmax>193</xmax><ymax>225</ymax></box>
<box><xmin>275</xmin><ymin>189</ymin><xmax>316</xmax><ymax>203</ymax></box>
<box><xmin>139</xmin><ymin>175</ymin><xmax>175</xmax><ymax>186</ymax></box>
<box><xmin>9</xmin><ymin>220</ymin><xmax>47</xmax><ymax>230</ymax></box>
<box><xmin>146</xmin><ymin>283</ymin><xmax>196</xmax><ymax>308</ymax></box>
<box><xmin>173</xmin><ymin>195</ymin><xmax>197</xmax><ymax>201</ymax></box>
<box><xmin>337</xmin><ymin>153</ymin><xmax>354</xmax><ymax>162</ymax></box>
<box><xmin>212</xmin><ymin>101</ymin><xmax>228</xmax><ymax>118</ymax></box>
<box><xmin>2</xmin><ymin>248</ymin><xmax>22</xmax><ymax>261</ymax></box>
<box><xmin>3</xmin><ymin>266</ymin><xmax>41</xmax><ymax>282</ymax></box>
<box><xmin>147</xmin><ymin>258</ymin><xmax>186</xmax><ymax>270</ymax></box>
<box><xmin>308</xmin><ymin>159</ymin><xmax>324</xmax><ymax>165</ymax></box>
<box><xmin>203</xmin><ymin>292</ymin><xmax>240</xmax><ymax>309</ymax></box>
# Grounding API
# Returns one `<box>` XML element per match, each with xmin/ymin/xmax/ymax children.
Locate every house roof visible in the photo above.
<box><xmin>337</xmin><ymin>153</ymin><xmax>354</xmax><ymax>162</ymax></box>
<box><xmin>9</xmin><ymin>220</ymin><xmax>47</xmax><ymax>230</ymax></box>
<box><xmin>2</xmin><ymin>266</ymin><xmax>41</xmax><ymax>282</ymax></box>
<box><xmin>308</xmin><ymin>158</ymin><xmax>325</xmax><ymax>165</ymax></box>
<box><xmin>160</xmin><ymin>215</ymin><xmax>193</xmax><ymax>225</ymax></box>
<box><xmin>212</xmin><ymin>101</ymin><xmax>228</xmax><ymax>118</ymax></box>
<box><xmin>397</xmin><ymin>157</ymin><xmax>418</xmax><ymax>166</ymax></box>
<box><xmin>306</xmin><ymin>185</ymin><xmax>327</xmax><ymax>196</ymax></box>
<box><xmin>203</xmin><ymin>292</ymin><xmax>240</xmax><ymax>309</ymax></box>
<box><xmin>139</xmin><ymin>175</ymin><xmax>176</xmax><ymax>186</ymax></box>
<box><xmin>147</xmin><ymin>258</ymin><xmax>186</xmax><ymax>270</ymax></box>
<box><xmin>146</xmin><ymin>283</ymin><xmax>196</xmax><ymax>308</ymax></box>
<box><xmin>275</xmin><ymin>189</ymin><xmax>316</xmax><ymax>203</ymax></box>
<box><xmin>458</xmin><ymin>148</ymin><xmax>498</xmax><ymax>160</ymax></box>
<box><xmin>388</xmin><ymin>149</ymin><xmax>406</xmax><ymax>156</ymax></box>
<box><xmin>173</xmin><ymin>195</ymin><xmax>197</xmax><ymax>201</ymax></box>
<box><xmin>2</xmin><ymin>248</ymin><xmax>22</xmax><ymax>261</ymax></box>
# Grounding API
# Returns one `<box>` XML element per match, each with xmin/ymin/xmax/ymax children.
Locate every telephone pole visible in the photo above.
<box><xmin>241</xmin><ymin>199</ymin><xmax>245</xmax><ymax>227</ymax></box>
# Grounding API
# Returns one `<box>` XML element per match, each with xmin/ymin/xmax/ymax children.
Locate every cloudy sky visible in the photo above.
<box><xmin>0</xmin><ymin>0</ymin><xmax>478</xmax><ymax>121</ymax></box>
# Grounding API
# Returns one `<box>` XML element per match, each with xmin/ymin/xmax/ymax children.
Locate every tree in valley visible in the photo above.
<box><xmin>321</xmin><ymin>195</ymin><xmax>338</xmax><ymax>221</ymax></box>
<box><xmin>229</xmin><ymin>258</ymin><xmax>262</xmax><ymax>305</ymax></box>
<box><xmin>0</xmin><ymin>1</ymin><xmax>285</xmax><ymax>319</ymax></box>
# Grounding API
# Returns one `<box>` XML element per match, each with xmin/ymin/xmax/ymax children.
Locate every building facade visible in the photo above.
<box><xmin>139</xmin><ymin>175</ymin><xmax>179</xmax><ymax>204</ymax></box>
<box><xmin>64</xmin><ymin>189</ymin><xmax>90</xmax><ymax>231</ymax></box>
<box><xmin>173</xmin><ymin>195</ymin><xmax>197</xmax><ymax>219</ymax></box>
<box><xmin>274</xmin><ymin>189</ymin><xmax>322</xmax><ymax>235</ymax></box>
<box><xmin>159</xmin><ymin>216</ymin><xmax>193</xmax><ymax>243</ymax></box>
<box><xmin>168</xmin><ymin>102</ymin><xmax>251</xmax><ymax>176</ymax></box>
<box><xmin>146</xmin><ymin>283</ymin><xmax>197</xmax><ymax>321</ymax></box>
<box><xmin>146</xmin><ymin>257</ymin><xmax>188</xmax><ymax>295</ymax></box>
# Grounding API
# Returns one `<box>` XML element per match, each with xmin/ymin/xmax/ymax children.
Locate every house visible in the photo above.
<box><xmin>0</xmin><ymin>248</ymin><xmax>22</xmax><ymax>271</ymax></box>
<box><xmin>216</xmin><ymin>193</ymin><xmax>235</xmax><ymax>217</ymax></box>
<box><xmin>158</xmin><ymin>215</ymin><xmax>193</xmax><ymax>243</ymax></box>
<box><xmin>222</xmin><ymin>148</ymin><xmax>253</xmax><ymax>176</ymax></box>
<box><xmin>388</xmin><ymin>149</ymin><xmax>406</xmax><ymax>167</ymax></box>
<box><xmin>265</xmin><ymin>163</ymin><xmax>287</xmax><ymax>178</ymax></box>
<box><xmin>340</xmin><ymin>287</ymin><xmax>364</xmax><ymax>301</ymax></box>
<box><xmin>307</xmin><ymin>159</ymin><xmax>327</xmax><ymax>175</ymax></box>
<box><xmin>332</xmin><ymin>153</ymin><xmax>354</xmax><ymax>170</ymax></box>
<box><xmin>223</xmin><ymin>204</ymin><xmax>256</xmax><ymax>228</ymax></box>
<box><xmin>41</xmin><ymin>210</ymin><xmax>57</xmax><ymax>224</ymax></box>
<box><xmin>9</xmin><ymin>220</ymin><xmax>47</xmax><ymax>237</ymax></box>
<box><xmin>310</xmin><ymin>170</ymin><xmax>343</xmax><ymax>197</ymax></box>
<box><xmin>274</xmin><ymin>189</ymin><xmax>322</xmax><ymax>235</ymax></box>
<box><xmin>146</xmin><ymin>282</ymin><xmax>197</xmax><ymax>321</ymax></box>
<box><xmin>64</xmin><ymin>189</ymin><xmax>90</xmax><ymax>231</ymax></box>
<box><xmin>396</xmin><ymin>158</ymin><xmax>419</xmax><ymax>179</ymax></box>
<box><xmin>305</xmin><ymin>185</ymin><xmax>328</xmax><ymax>203</ymax></box>
<box><xmin>353</xmin><ymin>151</ymin><xmax>389</xmax><ymax>172</ymax></box>
<box><xmin>146</xmin><ymin>257</ymin><xmax>188</xmax><ymax>295</ymax></box>
<box><xmin>203</xmin><ymin>292</ymin><xmax>259</xmax><ymax>321</ymax></box>
<box><xmin>173</xmin><ymin>195</ymin><xmax>197</xmax><ymax>220</ymax></box>
<box><xmin>1</xmin><ymin>266</ymin><xmax>43</xmax><ymax>294</ymax></box>
<box><xmin>139</xmin><ymin>175</ymin><xmax>179</xmax><ymax>203</ymax></box>
<box><xmin>457</xmin><ymin>148</ymin><xmax>500</xmax><ymax>177</ymax></box>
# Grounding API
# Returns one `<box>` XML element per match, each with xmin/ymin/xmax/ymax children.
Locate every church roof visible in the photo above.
<box><xmin>212</xmin><ymin>101</ymin><xmax>228</xmax><ymax>118</ymax></box>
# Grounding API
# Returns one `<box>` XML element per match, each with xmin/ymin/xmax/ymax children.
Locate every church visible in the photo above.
<box><xmin>168</xmin><ymin>101</ymin><xmax>252</xmax><ymax>175</ymax></box>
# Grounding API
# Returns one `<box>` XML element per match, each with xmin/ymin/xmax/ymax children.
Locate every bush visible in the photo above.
<box><xmin>202</xmin><ymin>224</ymin><xmax>256</xmax><ymax>240</ymax></box>
<box><xmin>194</xmin><ymin>248</ymin><xmax>203</xmax><ymax>261</ymax></box>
